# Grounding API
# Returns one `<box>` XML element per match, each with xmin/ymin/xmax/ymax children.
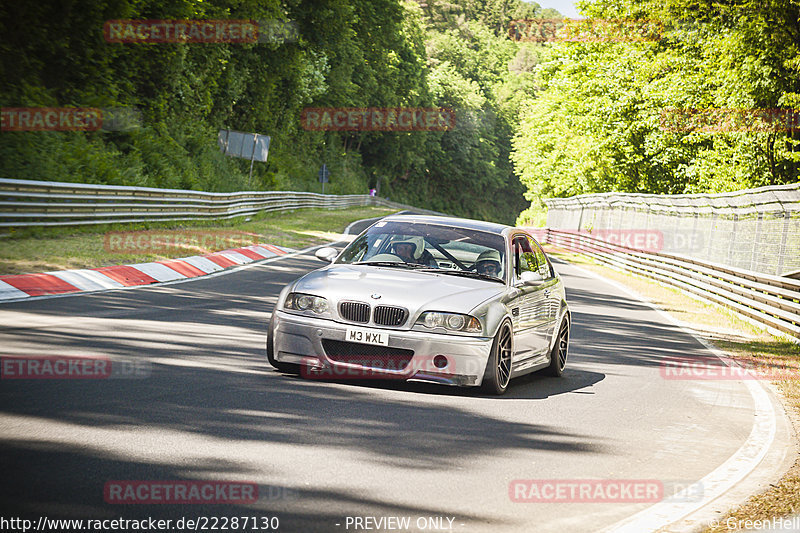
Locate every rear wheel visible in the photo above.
<box><xmin>266</xmin><ymin>313</ymin><xmax>300</xmax><ymax>374</ymax></box>
<box><xmin>481</xmin><ymin>320</ymin><xmax>513</xmax><ymax>395</ymax></box>
<box><xmin>545</xmin><ymin>315</ymin><xmax>569</xmax><ymax>377</ymax></box>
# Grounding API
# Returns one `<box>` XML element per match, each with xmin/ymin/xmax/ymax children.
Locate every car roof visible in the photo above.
<box><xmin>380</xmin><ymin>214</ymin><xmax>512</xmax><ymax>235</ymax></box>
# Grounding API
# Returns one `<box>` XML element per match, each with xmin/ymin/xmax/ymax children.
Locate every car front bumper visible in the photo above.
<box><xmin>272</xmin><ymin>310</ymin><xmax>493</xmax><ymax>387</ymax></box>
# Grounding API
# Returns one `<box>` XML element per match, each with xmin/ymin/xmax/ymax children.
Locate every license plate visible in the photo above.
<box><xmin>345</xmin><ymin>327</ymin><xmax>389</xmax><ymax>346</ymax></box>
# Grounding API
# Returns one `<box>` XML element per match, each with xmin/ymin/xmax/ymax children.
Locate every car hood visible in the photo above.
<box><xmin>292</xmin><ymin>264</ymin><xmax>505</xmax><ymax>316</ymax></box>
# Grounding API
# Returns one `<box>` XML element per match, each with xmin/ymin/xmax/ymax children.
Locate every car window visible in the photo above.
<box><xmin>528</xmin><ymin>237</ymin><xmax>551</xmax><ymax>278</ymax></box>
<box><xmin>513</xmin><ymin>236</ymin><xmax>537</xmax><ymax>278</ymax></box>
<box><xmin>338</xmin><ymin>233</ymin><xmax>369</xmax><ymax>263</ymax></box>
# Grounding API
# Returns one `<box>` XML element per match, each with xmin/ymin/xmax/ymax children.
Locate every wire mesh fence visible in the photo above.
<box><xmin>543</xmin><ymin>183</ymin><xmax>800</xmax><ymax>277</ymax></box>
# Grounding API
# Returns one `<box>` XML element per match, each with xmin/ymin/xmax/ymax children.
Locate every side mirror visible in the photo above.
<box><xmin>315</xmin><ymin>247</ymin><xmax>338</xmax><ymax>263</ymax></box>
<box><xmin>517</xmin><ymin>270</ymin><xmax>545</xmax><ymax>286</ymax></box>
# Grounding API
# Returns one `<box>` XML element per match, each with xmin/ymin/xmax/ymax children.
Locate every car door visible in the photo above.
<box><xmin>527</xmin><ymin>236</ymin><xmax>559</xmax><ymax>343</ymax></box>
<box><xmin>508</xmin><ymin>235</ymin><xmax>551</xmax><ymax>365</ymax></box>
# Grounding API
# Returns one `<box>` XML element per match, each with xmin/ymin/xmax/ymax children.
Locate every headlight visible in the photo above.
<box><xmin>417</xmin><ymin>312</ymin><xmax>481</xmax><ymax>334</ymax></box>
<box><xmin>284</xmin><ymin>292</ymin><xmax>329</xmax><ymax>315</ymax></box>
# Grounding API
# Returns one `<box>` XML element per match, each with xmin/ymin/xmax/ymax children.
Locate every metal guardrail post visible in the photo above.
<box><xmin>727</xmin><ymin>214</ymin><xmax>738</xmax><ymax>266</ymax></box>
<box><xmin>706</xmin><ymin>212</ymin><xmax>717</xmax><ymax>260</ymax></box>
<box><xmin>750</xmin><ymin>213</ymin><xmax>762</xmax><ymax>272</ymax></box>
<box><xmin>778</xmin><ymin>211</ymin><xmax>790</xmax><ymax>276</ymax></box>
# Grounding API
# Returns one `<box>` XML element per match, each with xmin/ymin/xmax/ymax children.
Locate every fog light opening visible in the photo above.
<box><xmin>433</xmin><ymin>355</ymin><xmax>448</xmax><ymax>369</ymax></box>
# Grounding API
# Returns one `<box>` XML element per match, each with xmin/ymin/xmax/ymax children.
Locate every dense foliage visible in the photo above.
<box><xmin>3</xmin><ymin>1</ymin><xmax>795</xmax><ymax>226</ymax></box>
<box><xmin>512</xmin><ymin>0</ymin><xmax>800</xmax><ymax>223</ymax></box>
<box><xmin>0</xmin><ymin>0</ymin><xmax>556</xmax><ymax>225</ymax></box>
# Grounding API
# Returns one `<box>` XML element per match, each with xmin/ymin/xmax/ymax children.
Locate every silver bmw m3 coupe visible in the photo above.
<box><xmin>267</xmin><ymin>214</ymin><xmax>570</xmax><ymax>395</ymax></box>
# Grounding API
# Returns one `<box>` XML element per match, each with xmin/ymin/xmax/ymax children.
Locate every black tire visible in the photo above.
<box><xmin>545</xmin><ymin>314</ymin><xmax>569</xmax><ymax>377</ymax></box>
<box><xmin>266</xmin><ymin>313</ymin><xmax>300</xmax><ymax>374</ymax></box>
<box><xmin>481</xmin><ymin>320</ymin><xmax>513</xmax><ymax>395</ymax></box>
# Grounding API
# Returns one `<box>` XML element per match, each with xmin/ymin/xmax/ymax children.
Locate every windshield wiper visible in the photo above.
<box><xmin>354</xmin><ymin>261</ymin><xmax>428</xmax><ymax>269</ymax></box>
<box><xmin>416</xmin><ymin>268</ymin><xmax>505</xmax><ymax>283</ymax></box>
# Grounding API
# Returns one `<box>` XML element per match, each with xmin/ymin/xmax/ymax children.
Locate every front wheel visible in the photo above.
<box><xmin>481</xmin><ymin>320</ymin><xmax>513</xmax><ymax>395</ymax></box>
<box><xmin>266</xmin><ymin>313</ymin><xmax>300</xmax><ymax>374</ymax></box>
<box><xmin>545</xmin><ymin>314</ymin><xmax>569</xmax><ymax>377</ymax></box>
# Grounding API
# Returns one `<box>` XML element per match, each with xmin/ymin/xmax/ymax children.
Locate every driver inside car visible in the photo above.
<box><xmin>392</xmin><ymin>237</ymin><xmax>437</xmax><ymax>267</ymax></box>
<box><xmin>475</xmin><ymin>249</ymin><xmax>502</xmax><ymax>278</ymax></box>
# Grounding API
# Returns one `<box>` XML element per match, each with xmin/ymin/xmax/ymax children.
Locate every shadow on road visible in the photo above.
<box><xmin>288</xmin><ymin>366</ymin><xmax>605</xmax><ymax>401</ymax></box>
<box><xmin>0</xmin><ymin>250</ymin><xmax>710</xmax><ymax>529</ymax></box>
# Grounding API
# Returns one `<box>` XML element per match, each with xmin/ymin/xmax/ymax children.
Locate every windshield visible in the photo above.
<box><xmin>336</xmin><ymin>220</ymin><xmax>506</xmax><ymax>282</ymax></box>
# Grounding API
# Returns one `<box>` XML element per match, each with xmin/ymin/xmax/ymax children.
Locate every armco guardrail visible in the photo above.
<box><xmin>543</xmin><ymin>183</ymin><xmax>800</xmax><ymax>277</ymax></box>
<box><xmin>0</xmin><ymin>178</ymin><xmax>442</xmax><ymax>227</ymax></box>
<box><xmin>536</xmin><ymin>228</ymin><xmax>800</xmax><ymax>340</ymax></box>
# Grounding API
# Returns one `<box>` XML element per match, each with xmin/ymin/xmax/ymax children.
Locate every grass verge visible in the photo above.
<box><xmin>0</xmin><ymin>206</ymin><xmax>398</xmax><ymax>275</ymax></box>
<box><xmin>544</xmin><ymin>247</ymin><xmax>800</xmax><ymax>532</ymax></box>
